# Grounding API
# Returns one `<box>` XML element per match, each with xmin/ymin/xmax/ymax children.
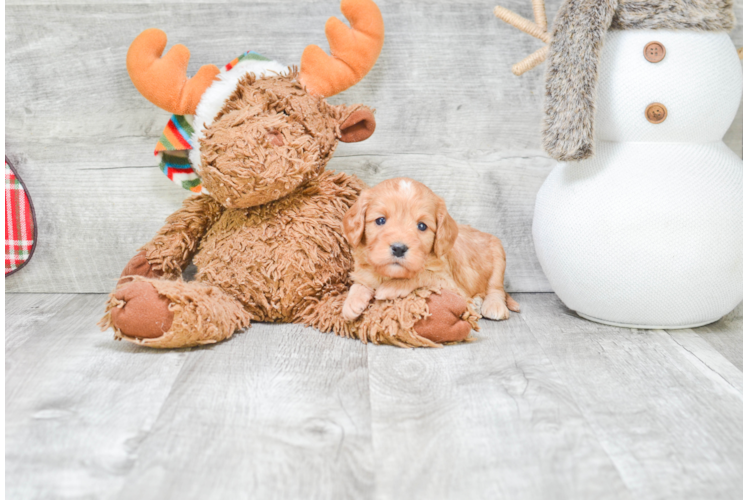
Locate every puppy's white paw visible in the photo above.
<box><xmin>374</xmin><ymin>286</ymin><xmax>408</xmax><ymax>301</ymax></box>
<box><xmin>342</xmin><ymin>296</ymin><xmax>368</xmax><ymax>321</ymax></box>
<box><xmin>481</xmin><ymin>294</ymin><xmax>510</xmax><ymax>321</ymax></box>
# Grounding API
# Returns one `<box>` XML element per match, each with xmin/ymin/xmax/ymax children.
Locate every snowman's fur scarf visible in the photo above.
<box><xmin>542</xmin><ymin>0</ymin><xmax>735</xmax><ymax>162</ymax></box>
<box><xmin>542</xmin><ymin>0</ymin><xmax>617</xmax><ymax>162</ymax></box>
<box><xmin>611</xmin><ymin>0</ymin><xmax>735</xmax><ymax>31</ymax></box>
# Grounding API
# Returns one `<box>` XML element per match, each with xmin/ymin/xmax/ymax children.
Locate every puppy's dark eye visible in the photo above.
<box><xmin>417</xmin><ymin>222</ymin><xmax>428</xmax><ymax>231</ymax></box>
<box><xmin>375</xmin><ymin>217</ymin><xmax>386</xmax><ymax>226</ymax></box>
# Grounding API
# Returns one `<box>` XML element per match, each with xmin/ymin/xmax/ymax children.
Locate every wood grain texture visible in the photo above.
<box><xmin>5</xmin><ymin>294</ymin><xmax>191</xmax><ymax>499</ymax></box>
<box><xmin>6</xmin><ymin>292</ymin><xmax>741</xmax><ymax>498</ymax></box>
<box><xmin>727</xmin><ymin>0</ymin><xmax>742</xmax><ymax>58</ymax></box>
<box><xmin>743</xmin><ymin>374</ymin><xmax>748</xmax><ymax>492</ymax></box>
<box><xmin>6</xmin><ymin>0</ymin><xmax>740</xmax><ymax>293</ymax></box>
<box><xmin>5</xmin><ymin>294</ymin><xmax>80</xmax><ymax>359</ymax></box>
<box><xmin>366</xmin><ymin>296</ymin><xmax>743</xmax><ymax>500</ymax></box>
<box><xmin>6</xmin><ymin>293</ymin><xmax>374</xmax><ymax>499</ymax></box>
<box><xmin>367</xmin><ymin>312</ymin><xmax>631</xmax><ymax>500</ymax></box>
<box><xmin>665</xmin><ymin>328</ymin><xmax>743</xmax><ymax>393</ymax></box>
<box><xmin>517</xmin><ymin>294</ymin><xmax>742</xmax><ymax>500</ymax></box>
<box><xmin>691</xmin><ymin>302</ymin><xmax>743</xmax><ymax>371</ymax></box>
<box><xmin>114</xmin><ymin>325</ymin><xmax>374</xmax><ymax>500</ymax></box>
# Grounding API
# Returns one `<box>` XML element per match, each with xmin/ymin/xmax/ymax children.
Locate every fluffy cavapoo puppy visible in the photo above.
<box><xmin>341</xmin><ymin>177</ymin><xmax>520</xmax><ymax>322</ymax></box>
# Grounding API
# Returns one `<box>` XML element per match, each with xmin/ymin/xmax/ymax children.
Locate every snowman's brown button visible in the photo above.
<box><xmin>645</xmin><ymin>103</ymin><xmax>667</xmax><ymax>124</ymax></box>
<box><xmin>644</xmin><ymin>42</ymin><xmax>666</xmax><ymax>63</ymax></box>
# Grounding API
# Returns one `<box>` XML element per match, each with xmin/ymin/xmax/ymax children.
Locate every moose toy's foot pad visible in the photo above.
<box><xmin>414</xmin><ymin>291</ymin><xmax>475</xmax><ymax>344</ymax></box>
<box><xmin>5</xmin><ymin>157</ymin><xmax>37</xmax><ymax>276</ymax></box>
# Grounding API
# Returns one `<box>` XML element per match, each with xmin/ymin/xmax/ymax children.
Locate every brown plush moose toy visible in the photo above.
<box><xmin>100</xmin><ymin>0</ymin><xmax>478</xmax><ymax>348</ymax></box>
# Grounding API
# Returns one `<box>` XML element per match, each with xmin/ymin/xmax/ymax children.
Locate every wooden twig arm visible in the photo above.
<box><xmin>494</xmin><ymin>1</ymin><xmax>550</xmax><ymax>76</ymax></box>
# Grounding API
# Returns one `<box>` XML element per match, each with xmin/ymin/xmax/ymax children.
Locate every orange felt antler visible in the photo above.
<box><xmin>126</xmin><ymin>28</ymin><xmax>220</xmax><ymax>115</ymax></box>
<box><xmin>494</xmin><ymin>0</ymin><xmax>550</xmax><ymax>76</ymax></box>
<box><xmin>299</xmin><ymin>0</ymin><xmax>385</xmax><ymax>97</ymax></box>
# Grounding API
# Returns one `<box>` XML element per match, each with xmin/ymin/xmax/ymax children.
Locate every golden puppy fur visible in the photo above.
<box><xmin>342</xmin><ymin>178</ymin><xmax>520</xmax><ymax>321</ymax></box>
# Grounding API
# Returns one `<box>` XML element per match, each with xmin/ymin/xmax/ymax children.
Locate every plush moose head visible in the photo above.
<box><xmin>126</xmin><ymin>0</ymin><xmax>383</xmax><ymax>208</ymax></box>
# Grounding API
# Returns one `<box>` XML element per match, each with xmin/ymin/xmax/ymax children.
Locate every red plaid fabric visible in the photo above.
<box><xmin>5</xmin><ymin>158</ymin><xmax>37</xmax><ymax>276</ymax></box>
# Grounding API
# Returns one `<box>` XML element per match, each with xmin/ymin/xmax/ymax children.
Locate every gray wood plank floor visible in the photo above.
<box><xmin>6</xmin><ymin>293</ymin><xmax>742</xmax><ymax>499</ymax></box>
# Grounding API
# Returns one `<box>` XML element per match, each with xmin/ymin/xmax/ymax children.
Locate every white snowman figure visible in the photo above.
<box><xmin>496</xmin><ymin>0</ymin><xmax>742</xmax><ymax>328</ymax></box>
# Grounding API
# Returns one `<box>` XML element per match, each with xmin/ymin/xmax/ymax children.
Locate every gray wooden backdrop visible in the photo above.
<box><xmin>5</xmin><ymin>0</ymin><xmax>743</xmax><ymax>294</ymax></box>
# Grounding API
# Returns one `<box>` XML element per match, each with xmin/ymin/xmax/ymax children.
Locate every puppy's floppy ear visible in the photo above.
<box><xmin>434</xmin><ymin>198</ymin><xmax>458</xmax><ymax>257</ymax></box>
<box><xmin>343</xmin><ymin>190</ymin><xmax>370</xmax><ymax>247</ymax></box>
<box><xmin>338</xmin><ymin>105</ymin><xmax>376</xmax><ymax>143</ymax></box>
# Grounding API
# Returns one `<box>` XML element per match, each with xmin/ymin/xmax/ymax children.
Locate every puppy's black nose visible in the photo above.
<box><xmin>390</xmin><ymin>243</ymin><xmax>408</xmax><ymax>258</ymax></box>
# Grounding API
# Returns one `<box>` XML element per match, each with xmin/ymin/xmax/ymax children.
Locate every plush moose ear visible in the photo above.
<box><xmin>340</xmin><ymin>107</ymin><xmax>376</xmax><ymax>143</ymax></box>
<box><xmin>434</xmin><ymin>198</ymin><xmax>458</xmax><ymax>257</ymax></box>
<box><xmin>343</xmin><ymin>190</ymin><xmax>371</xmax><ymax>247</ymax></box>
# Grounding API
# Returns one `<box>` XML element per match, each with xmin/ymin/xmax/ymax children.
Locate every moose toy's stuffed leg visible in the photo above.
<box><xmin>100</xmin><ymin>277</ymin><xmax>251</xmax><ymax>348</ymax></box>
<box><xmin>357</xmin><ymin>289</ymin><xmax>479</xmax><ymax>347</ymax></box>
<box><xmin>100</xmin><ymin>194</ymin><xmax>233</xmax><ymax>347</ymax></box>
<box><xmin>119</xmin><ymin>194</ymin><xmax>224</xmax><ymax>284</ymax></box>
<box><xmin>301</xmin><ymin>286</ymin><xmax>477</xmax><ymax>348</ymax></box>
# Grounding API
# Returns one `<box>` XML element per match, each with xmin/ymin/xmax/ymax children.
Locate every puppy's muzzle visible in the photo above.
<box><xmin>390</xmin><ymin>243</ymin><xmax>408</xmax><ymax>258</ymax></box>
